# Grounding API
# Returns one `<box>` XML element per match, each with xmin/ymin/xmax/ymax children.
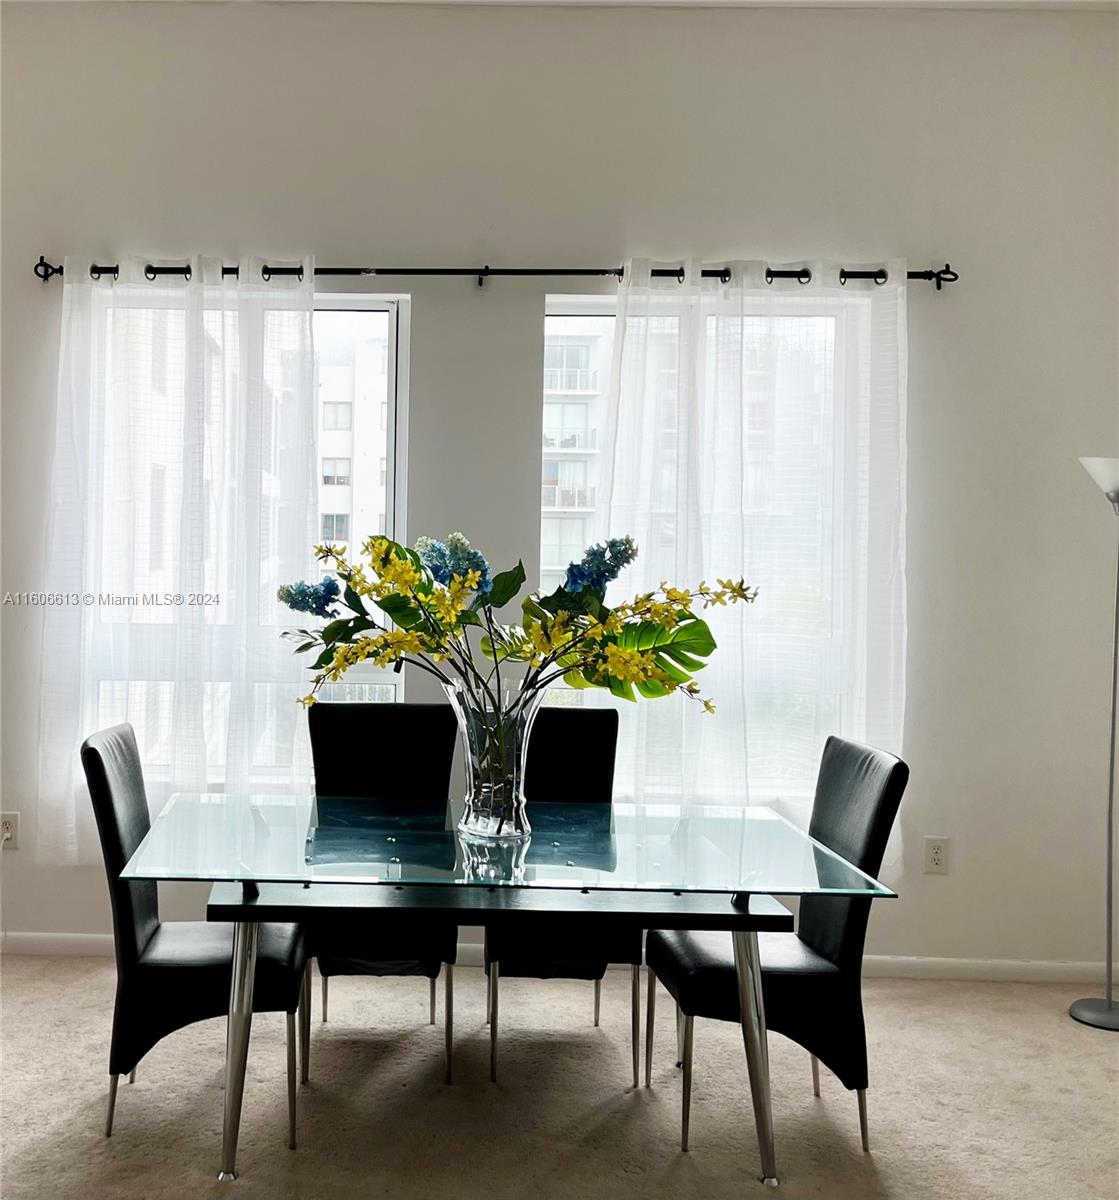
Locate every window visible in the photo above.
<box><xmin>320</xmin><ymin>513</ymin><xmax>350</xmax><ymax>543</ymax></box>
<box><xmin>322</xmin><ymin>457</ymin><xmax>351</xmax><ymax>486</ymax></box>
<box><xmin>541</xmin><ymin>283</ymin><xmax>905</xmax><ymax>812</ymax></box>
<box><xmin>322</xmin><ymin>401</ymin><xmax>352</xmax><ymax>430</ymax></box>
<box><xmin>311</xmin><ymin>298</ymin><xmax>402</xmax><ymax>704</ymax></box>
<box><xmin>540</xmin><ymin>311</ymin><xmax>615</xmax><ymax>591</ymax></box>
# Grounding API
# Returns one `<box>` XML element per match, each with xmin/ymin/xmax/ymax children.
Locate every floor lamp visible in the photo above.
<box><xmin>1071</xmin><ymin>457</ymin><xmax>1119</xmax><ymax>1030</ymax></box>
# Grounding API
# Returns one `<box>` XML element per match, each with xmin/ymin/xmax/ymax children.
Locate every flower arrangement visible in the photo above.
<box><xmin>279</xmin><ymin>533</ymin><xmax>755</xmax><ymax>839</ymax></box>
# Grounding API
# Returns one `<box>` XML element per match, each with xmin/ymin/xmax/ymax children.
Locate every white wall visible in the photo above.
<box><xmin>2</xmin><ymin>2</ymin><xmax>1117</xmax><ymax>971</ymax></box>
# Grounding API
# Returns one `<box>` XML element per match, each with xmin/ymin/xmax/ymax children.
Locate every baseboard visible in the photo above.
<box><xmin>862</xmin><ymin>955</ymin><xmax>1104</xmax><ymax>984</ymax></box>
<box><xmin>1</xmin><ymin>932</ymin><xmax>115</xmax><ymax>957</ymax></box>
<box><xmin>1</xmin><ymin>931</ymin><xmax>1103</xmax><ymax>986</ymax></box>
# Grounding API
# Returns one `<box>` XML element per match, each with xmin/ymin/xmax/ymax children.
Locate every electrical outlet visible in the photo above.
<box><xmin>923</xmin><ymin>836</ymin><xmax>949</xmax><ymax>875</ymax></box>
<box><xmin>1</xmin><ymin>812</ymin><xmax>20</xmax><ymax>850</ymax></box>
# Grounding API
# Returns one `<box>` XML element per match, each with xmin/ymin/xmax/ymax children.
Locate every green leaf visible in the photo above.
<box><xmin>562</xmin><ymin>668</ymin><xmax>592</xmax><ymax>689</ymax></box>
<box><xmin>321</xmin><ymin>614</ymin><xmax>376</xmax><ymax>646</ymax></box>
<box><xmin>538</xmin><ymin>584</ymin><xmax>604</xmax><ymax>620</ymax></box>
<box><xmin>484</xmin><ymin>561</ymin><xmax>527</xmax><ymax>610</ymax></box>
<box><xmin>312</xmin><ymin>646</ymin><xmax>336</xmax><ymax>670</ymax></box>
<box><xmin>607</xmin><ymin>674</ymin><xmax>636</xmax><ymax>702</ymax></box>
<box><xmin>375</xmin><ymin>593</ymin><xmax>426</xmax><ymax>630</ymax></box>
<box><xmin>294</xmin><ymin>641</ymin><xmax>317</xmax><ymax>654</ymax></box>
<box><xmin>343</xmin><ymin>584</ymin><xmax>367</xmax><ymax>615</ymax></box>
<box><xmin>635</xmin><ymin>677</ymin><xmax>671</xmax><ymax>699</ymax></box>
<box><xmin>658</xmin><ymin>645</ymin><xmax>708</xmax><ymax>672</ymax></box>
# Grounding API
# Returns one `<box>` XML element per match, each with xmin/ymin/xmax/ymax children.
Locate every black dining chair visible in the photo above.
<box><xmin>306</xmin><ymin>701</ymin><xmax>459</xmax><ymax>1083</ymax></box>
<box><xmin>645</xmin><ymin>735</ymin><xmax>908</xmax><ymax>1152</ymax></box>
<box><xmin>81</xmin><ymin>724</ymin><xmax>309</xmax><ymax>1148</ymax></box>
<box><xmin>484</xmin><ymin>706</ymin><xmax>644</xmax><ymax>1085</ymax></box>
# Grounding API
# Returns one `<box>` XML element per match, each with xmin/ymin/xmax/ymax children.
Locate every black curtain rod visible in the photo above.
<box><xmin>33</xmin><ymin>257</ymin><xmax>959</xmax><ymax>290</ymax></box>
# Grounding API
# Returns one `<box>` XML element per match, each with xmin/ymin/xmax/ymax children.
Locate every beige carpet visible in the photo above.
<box><xmin>1</xmin><ymin>957</ymin><xmax>1115</xmax><ymax>1200</ymax></box>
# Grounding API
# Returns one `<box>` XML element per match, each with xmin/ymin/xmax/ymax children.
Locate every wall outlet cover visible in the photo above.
<box><xmin>923</xmin><ymin>836</ymin><xmax>949</xmax><ymax>875</ymax></box>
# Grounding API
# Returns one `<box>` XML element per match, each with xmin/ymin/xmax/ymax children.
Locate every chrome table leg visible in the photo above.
<box><xmin>286</xmin><ymin>1013</ymin><xmax>297</xmax><ymax>1150</ymax></box>
<box><xmin>299</xmin><ymin>967</ymin><xmax>311</xmax><ymax>1085</ymax></box>
<box><xmin>444</xmin><ymin>964</ymin><xmax>454</xmax><ymax>1085</ymax></box>
<box><xmin>732</xmin><ymin>929</ymin><xmax>778</xmax><ymax>1187</ymax></box>
<box><xmin>321</xmin><ymin>974</ymin><xmax>328</xmax><ymax>1023</ymax></box>
<box><xmin>630</xmin><ymin>965</ymin><xmax>640</xmax><ymax>1088</ymax></box>
<box><xmin>105</xmin><ymin>1075</ymin><xmax>119</xmax><ymax>1137</ymax></box>
<box><xmin>594</xmin><ymin>977</ymin><xmax>601</xmax><ymax>1027</ymax></box>
<box><xmin>811</xmin><ymin>1054</ymin><xmax>820</xmax><ymax>1097</ymax></box>
<box><xmin>681</xmin><ymin>1015</ymin><xmax>694</xmax><ymax>1151</ymax></box>
<box><xmin>128</xmin><ymin>1068</ymin><xmax>136</xmax><ymax>1085</ymax></box>
<box><xmin>219</xmin><ymin>920</ymin><xmax>259</xmax><ymax>1182</ymax></box>
<box><xmin>644</xmin><ymin>968</ymin><xmax>656</xmax><ymax>1087</ymax></box>
<box><xmin>429</xmin><ymin>975</ymin><xmax>437</xmax><ymax>1025</ymax></box>
<box><xmin>489</xmin><ymin>964</ymin><xmax>499</xmax><ymax>1083</ymax></box>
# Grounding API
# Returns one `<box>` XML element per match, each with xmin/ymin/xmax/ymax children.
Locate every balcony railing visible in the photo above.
<box><xmin>542</xmin><ymin>485</ymin><xmax>596</xmax><ymax>509</ymax></box>
<box><xmin>542</xmin><ymin>429</ymin><xmax>598</xmax><ymax>451</ymax></box>
<box><xmin>543</xmin><ymin>368</ymin><xmax>599</xmax><ymax>393</ymax></box>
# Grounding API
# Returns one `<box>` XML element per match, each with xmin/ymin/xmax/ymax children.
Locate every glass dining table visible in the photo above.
<box><xmin>122</xmin><ymin>793</ymin><xmax>895</xmax><ymax>1186</ymax></box>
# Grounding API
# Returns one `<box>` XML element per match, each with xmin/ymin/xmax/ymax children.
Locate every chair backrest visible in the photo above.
<box><xmin>523</xmin><ymin>707</ymin><xmax>619</xmax><ymax>804</ymax></box>
<box><xmin>797</xmin><ymin>735</ymin><xmax>909</xmax><ymax>971</ymax></box>
<box><xmin>80</xmin><ymin>724</ymin><xmax>160</xmax><ymax>977</ymax></box>
<box><xmin>308</xmin><ymin>702</ymin><xmax>458</xmax><ymax>800</ymax></box>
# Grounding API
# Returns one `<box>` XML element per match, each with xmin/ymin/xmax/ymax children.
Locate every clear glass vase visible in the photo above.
<box><xmin>444</xmin><ymin>681</ymin><xmax>544</xmax><ymax>841</ymax></box>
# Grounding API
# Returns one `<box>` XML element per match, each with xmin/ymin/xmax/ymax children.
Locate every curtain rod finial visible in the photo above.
<box><xmin>35</xmin><ymin>256</ymin><xmax>63</xmax><ymax>282</ymax></box>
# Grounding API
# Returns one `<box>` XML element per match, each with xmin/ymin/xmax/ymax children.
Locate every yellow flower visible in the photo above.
<box><xmin>603</xmin><ymin>643</ymin><xmax>656</xmax><ymax>684</ymax></box>
<box><xmin>663</xmin><ymin>586</ymin><xmax>693</xmax><ymax>608</ymax></box>
<box><xmin>647</xmin><ymin>601</ymin><xmax>679</xmax><ymax>628</ymax></box>
<box><xmin>702</xmin><ymin>698</ymin><xmax>717</xmax><ymax>715</ymax></box>
<box><xmin>705</xmin><ymin>590</ymin><xmax>729</xmax><ymax>607</ymax></box>
<box><xmin>430</xmin><ymin>587</ymin><xmax>465</xmax><ymax>625</ymax></box>
<box><xmin>297</xmin><ymin>694</ymin><xmax>318</xmax><ymax>707</ymax></box>
<box><xmin>718</xmin><ymin>578</ymin><xmax>757</xmax><ymax>603</ymax></box>
<box><xmin>380</xmin><ymin>555</ymin><xmax>422</xmax><ymax>595</ymax></box>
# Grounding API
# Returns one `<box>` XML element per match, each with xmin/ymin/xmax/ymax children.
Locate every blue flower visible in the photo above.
<box><xmin>277</xmin><ymin>575</ymin><xmax>341</xmax><ymax>619</ymax></box>
<box><xmin>564</xmin><ymin>536</ymin><xmax>638</xmax><ymax>594</ymax></box>
<box><xmin>416</xmin><ymin>532</ymin><xmax>493</xmax><ymax>594</ymax></box>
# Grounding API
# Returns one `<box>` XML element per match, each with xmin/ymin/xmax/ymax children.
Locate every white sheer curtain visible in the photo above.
<box><xmin>596</xmin><ymin>259</ymin><xmax>907</xmax><ymax>820</ymax></box>
<box><xmin>37</xmin><ymin>256</ymin><xmax>318</xmax><ymax>864</ymax></box>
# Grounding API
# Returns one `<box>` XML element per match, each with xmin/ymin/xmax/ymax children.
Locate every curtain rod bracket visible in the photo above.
<box><xmin>34</xmin><ymin>255</ymin><xmax>63</xmax><ymax>282</ymax></box>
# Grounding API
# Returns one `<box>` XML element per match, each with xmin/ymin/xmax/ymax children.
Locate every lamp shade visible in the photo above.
<box><xmin>1080</xmin><ymin>457</ymin><xmax>1119</xmax><ymax>498</ymax></box>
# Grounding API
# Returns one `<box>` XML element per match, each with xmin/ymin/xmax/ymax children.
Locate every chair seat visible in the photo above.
<box><xmin>485</xmin><ymin>923</ymin><xmax>642</xmax><ymax>980</ymax></box>
<box><xmin>138</xmin><ymin>921</ymin><xmax>306</xmax><ymax>1014</ymax></box>
<box><xmin>646</xmin><ymin>929</ymin><xmax>840</xmax><ymax>1023</ymax></box>
<box><xmin>310</xmin><ymin>918</ymin><xmax>458</xmax><ymax>979</ymax></box>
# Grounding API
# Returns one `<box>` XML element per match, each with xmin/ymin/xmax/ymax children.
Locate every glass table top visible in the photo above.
<box><xmin>121</xmin><ymin>794</ymin><xmax>895</xmax><ymax>897</ymax></box>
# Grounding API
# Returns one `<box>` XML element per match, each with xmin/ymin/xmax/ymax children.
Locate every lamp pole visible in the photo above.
<box><xmin>1071</xmin><ymin>462</ymin><xmax>1119</xmax><ymax>1031</ymax></box>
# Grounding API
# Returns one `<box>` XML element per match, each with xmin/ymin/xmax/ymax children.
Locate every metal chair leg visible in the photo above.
<box><xmin>489</xmin><ymin>964</ymin><xmax>499</xmax><ymax>1083</ymax></box>
<box><xmin>486</xmin><ymin>967</ymin><xmax>492</xmax><ymax>1025</ymax></box>
<box><xmin>644</xmin><ymin>968</ymin><xmax>656</xmax><ymax>1087</ymax></box>
<box><xmin>444</xmin><ymin>964</ymin><xmax>454</xmax><ymax>1085</ymax></box>
<box><xmin>430</xmin><ymin>975</ymin><xmax>437</xmax><ymax>1025</ymax></box>
<box><xmin>811</xmin><ymin>1054</ymin><xmax>820</xmax><ymax>1097</ymax></box>
<box><xmin>594</xmin><ymin>977</ymin><xmax>601</xmax><ymax>1027</ymax></box>
<box><xmin>631</xmin><ymin>965</ymin><xmax>640</xmax><ymax>1088</ymax></box>
<box><xmin>128</xmin><ymin>1068</ymin><xmax>136</xmax><ymax>1084</ymax></box>
<box><xmin>105</xmin><ymin>1075</ymin><xmax>119</xmax><ymax>1137</ymax></box>
<box><xmin>299</xmin><ymin>967</ymin><xmax>311</xmax><ymax>1085</ymax></box>
<box><xmin>321</xmin><ymin>974</ymin><xmax>328</xmax><ymax>1023</ymax></box>
<box><xmin>681</xmin><ymin>1016</ymin><xmax>694</xmax><ymax>1151</ymax></box>
<box><xmin>675</xmin><ymin>1001</ymin><xmax>684</xmax><ymax>1068</ymax></box>
<box><xmin>857</xmin><ymin>1089</ymin><xmax>869</xmax><ymax>1152</ymax></box>
<box><xmin>286</xmin><ymin>1012</ymin><xmax>297</xmax><ymax>1150</ymax></box>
